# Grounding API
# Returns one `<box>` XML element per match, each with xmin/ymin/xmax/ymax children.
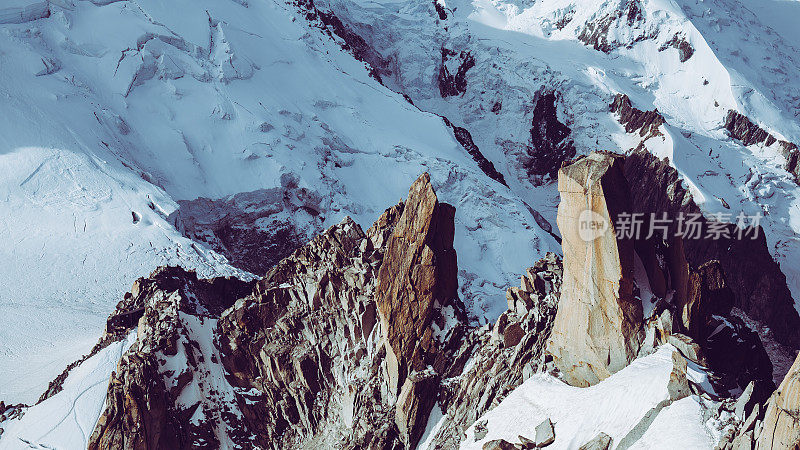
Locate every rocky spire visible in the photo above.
<box><xmin>375</xmin><ymin>172</ymin><xmax>458</xmax><ymax>398</ymax></box>
<box><xmin>546</xmin><ymin>152</ymin><xmax>643</xmax><ymax>387</ymax></box>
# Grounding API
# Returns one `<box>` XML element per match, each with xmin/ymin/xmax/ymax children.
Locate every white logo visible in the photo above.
<box><xmin>578</xmin><ymin>209</ymin><xmax>609</xmax><ymax>242</ymax></box>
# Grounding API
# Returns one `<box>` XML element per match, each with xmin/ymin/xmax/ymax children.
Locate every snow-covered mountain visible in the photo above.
<box><xmin>2</xmin><ymin>0</ymin><xmax>800</xmax><ymax>448</ymax></box>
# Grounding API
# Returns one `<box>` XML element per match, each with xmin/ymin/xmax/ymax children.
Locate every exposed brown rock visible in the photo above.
<box><xmin>667</xmin><ymin>350</ymin><xmax>692</xmax><ymax>401</ymax></box>
<box><xmin>756</xmin><ymin>352</ymin><xmax>800</xmax><ymax>449</ymax></box>
<box><xmin>217</xmin><ymin>216</ymin><xmax>398</xmax><ymax>449</ymax></box>
<box><xmin>88</xmin><ymin>269</ymin><xmax>238</xmax><ymax>450</ymax></box>
<box><xmin>503</xmin><ymin>322</ymin><xmax>525</xmax><ymax>348</ymax></box>
<box><xmin>547</xmin><ymin>152</ymin><xmax>643</xmax><ymax>387</ymax></box>
<box><xmin>395</xmin><ymin>369</ymin><xmax>440</xmax><ymax>449</ymax></box>
<box><xmin>610</xmin><ymin>94</ymin><xmax>665</xmax><ymax>140</ymax></box>
<box><xmin>428</xmin><ymin>253</ymin><xmax>562</xmax><ymax>448</ymax></box>
<box><xmin>658</xmin><ymin>34</ymin><xmax>694</xmax><ymax>62</ymax></box>
<box><xmin>376</xmin><ymin>172</ymin><xmax>458</xmax><ymax>396</ymax></box>
<box><xmin>724</xmin><ymin>110</ymin><xmax>800</xmax><ymax>183</ymax></box>
<box><xmin>86</xmin><ymin>174</ymin><xmax>471</xmax><ymax>450</ymax></box>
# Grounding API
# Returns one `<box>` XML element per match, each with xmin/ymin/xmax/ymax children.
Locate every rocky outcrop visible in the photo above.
<box><xmin>443</xmin><ymin>117</ymin><xmax>508</xmax><ymax>187</ymax></box>
<box><xmin>547</xmin><ymin>151</ymin><xmax>777</xmax><ymax>395</ymax></box>
<box><xmin>610</xmin><ymin>94</ymin><xmax>665</xmax><ymax>141</ymax></box>
<box><xmin>756</xmin><ymin>352</ymin><xmax>800</xmax><ymax>449</ymax></box>
<box><xmin>170</xmin><ymin>177</ymin><xmax>324</xmax><ymax>275</ymax></box>
<box><xmin>433</xmin><ymin>0</ymin><xmax>447</xmax><ymax>20</ymax></box>
<box><xmin>578</xmin><ymin>1</ymin><xmax>651</xmax><ymax>53</ymax></box>
<box><xmin>293</xmin><ymin>0</ymin><xmax>388</xmax><ymax>82</ymax></box>
<box><xmin>724</xmin><ymin>110</ymin><xmax>800</xmax><ymax>183</ymax></box>
<box><xmin>438</xmin><ymin>48</ymin><xmax>475</xmax><ymax>97</ymax></box>
<box><xmin>659</xmin><ymin>34</ymin><xmax>694</xmax><ymax>62</ymax></box>
<box><xmin>524</xmin><ymin>91</ymin><xmax>577</xmax><ymax>182</ymax></box>
<box><xmin>427</xmin><ymin>253</ymin><xmax>562</xmax><ymax>448</ymax></box>
<box><xmin>88</xmin><ymin>267</ymin><xmax>255</xmax><ymax>450</ymax></box>
<box><xmin>82</xmin><ymin>174</ymin><xmax>471</xmax><ymax>450</ymax></box>
<box><xmin>547</xmin><ymin>152</ymin><xmax>643</xmax><ymax>387</ymax></box>
<box><xmin>217</xmin><ymin>216</ymin><xmax>396</xmax><ymax>448</ymax></box>
<box><xmin>212</xmin><ymin>173</ymin><xmax>466</xmax><ymax>449</ymax></box>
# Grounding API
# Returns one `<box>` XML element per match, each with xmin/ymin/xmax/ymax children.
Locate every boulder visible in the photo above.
<box><xmin>535</xmin><ymin>418</ymin><xmax>555</xmax><ymax>447</ymax></box>
<box><xmin>483</xmin><ymin>439</ymin><xmax>517</xmax><ymax>450</ymax></box>
<box><xmin>518</xmin><ymin>435</ymin><xmax>536</xmax><ymax>449</ymax></box>
<box><xmin>547</xmin><ymin>152</ymin><xmax>643</xmax><ymax>386</ymax></box>
<box><xmin>667</xmin><ymin>350</ymin><xmax>692</xmax><ymax>401</ymax></box>
<box><xmin>503</xmin><ymin>322</ymin><xmax>525</xmax><ymax>348</ymax></box>
<box><xmin>579</xmin><ymin>432</ymin><xmax>613</xmax><ymax>450</ymax></box>
<box><xmin>756</xmin><ymin>352</ymin><xmax>800</xmax><ymax>449</ymax></box>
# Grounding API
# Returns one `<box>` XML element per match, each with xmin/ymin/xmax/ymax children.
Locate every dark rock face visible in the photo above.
<box><xmin>678</xmin><ymin>261</ymin><xmax>773</xmax><ymax>393</ymax></box>
<box><xmin>578</xmin><ymin>1</ymin><xmax>650</xmax><ymax>52</ymax></box>
<box><xmin>624</xmin><ymin>149</ymin><xmax>800</xmax><ymax>349</ymax></box>
<box><xmin>724</xmin><ymin>110</ymin><xmax>800</xmax><ymax>183</ymax></box>
<box><xmin>433</xmin><ymin>0</ymin><xmax>447</xmax><ymax>20</ymax></box>
<box><xmin>659</xmin><ymin>34</ymin><xmax>694</xmax><ymax>62</ymax></box>
<box><xmin>704</xmin><ymin>314</ymin><xmax>774</xmax><ymax>393</ymax></box>
<box><xmin>524</xmin><ymin>91</ymin><xmax>576</xmax><ymax>181</ymax></box>
<box><xmin>293</xmin><ymin>0</ymin><xmax>388</xmax><ymax>81</ymax></box>
<box><xmin>438</xmin><ymin>48</ymin><xmax>475</xmax><ymax>97</ymax></box>
<box><xmin>725</xmin><ymin>110</ymin><xmax>777</xmax><ymax>147</ymax></box>
<box><xmin>682</xmin><ymin>260</ymin><xmax>735</xmax><ymax>339</ymax></box>
<box><xmin>610</xmin><ymin>94</ymin><xmax>665</xmax><ymax>140</ymax></box>
<box><xmin>443</xmin><ymin>117</ymin><xmax>507</xmax><ymax>186</ymax></box>
<box><xmin>170</xmin><ymin>181</ymin><xmax>324</xmax><ymax>276</ymax></box>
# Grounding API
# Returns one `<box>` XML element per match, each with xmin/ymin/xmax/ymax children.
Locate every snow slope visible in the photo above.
<box><xmin>0</xmin><ymin>0</ymin><xmax>556</xmax><ymax>404</ymax></box>
<box><xmin>0</xmin><ymin>333</ymin><xmax>136</xmax><ymax>450</ymax></box>
<box><xmin>461</xmin><ymin>346</ymin><xmax>726</xmax><ymax>450</ymax></box>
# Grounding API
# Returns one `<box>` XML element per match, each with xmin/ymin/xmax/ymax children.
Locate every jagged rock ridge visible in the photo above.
<box><xmin>724</xmin><ymin>110</ymin><xmax>800</xmax><ymax>184</ymax></box>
